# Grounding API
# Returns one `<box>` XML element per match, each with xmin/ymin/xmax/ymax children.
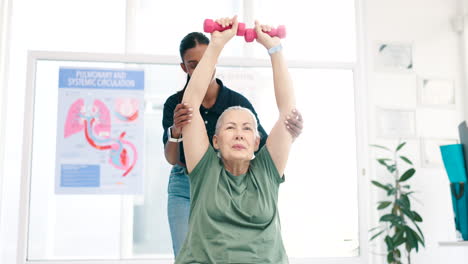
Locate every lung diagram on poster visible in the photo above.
<box><xmin>56</xmin><ymin>68</ymin><xmax>145</xmax><ymax>194</ymax></box>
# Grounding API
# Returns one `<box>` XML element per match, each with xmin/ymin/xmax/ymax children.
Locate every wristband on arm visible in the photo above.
<box><xmin>168</xmin><ymin>126</ymin><xmax>183</xmax><ymax>143</ymax></box>
<box><xmin>268</xmin><ymin>44</ymin><xmax>283</xmax><ymax>55</ymax></box>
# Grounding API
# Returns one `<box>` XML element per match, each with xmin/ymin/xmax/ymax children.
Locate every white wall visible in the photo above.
<box><xmin>0</xmin><ymin>0</ymin><xmax>12</xmax><ymax>262</ymax></box>
<box><xmin>364</xmin><ymin>0</ymin><xmax>468</xmax><ymax>263</ymax></box>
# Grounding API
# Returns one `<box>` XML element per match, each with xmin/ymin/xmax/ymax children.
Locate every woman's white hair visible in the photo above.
<box><xmin>214</xmin><ymin>106</ymin><xmax>261</xmax><ymax>139</ymax></box>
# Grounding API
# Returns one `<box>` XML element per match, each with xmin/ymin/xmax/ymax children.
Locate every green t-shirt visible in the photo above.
<box><xmin>175</xmin><ymin>145</ymin><xmax>288</xmax><ymax>264</ymax></box>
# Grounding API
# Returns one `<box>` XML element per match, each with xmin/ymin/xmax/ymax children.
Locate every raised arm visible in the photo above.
<box><xmin>181</xmin><ymin>17</ymin><xmax>239</xmax><ymax>173</ymax></box>
<box><xmin>256</xmin><ymin>21</ymin><xmax>296</xmax><ymax>176</ymax></box>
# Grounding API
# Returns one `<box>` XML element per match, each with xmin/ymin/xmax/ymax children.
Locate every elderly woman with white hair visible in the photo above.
<box><xmin>175</xmin><ymin>16</ymin><xmax>296</xmax><ymax>264</ymax></box>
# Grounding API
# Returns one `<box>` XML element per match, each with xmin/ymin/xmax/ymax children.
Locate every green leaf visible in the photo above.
<box><xmin>376</xmin><ymin>159</ymin><xmax>398</xmax><ymax>173</ymax></box>
<box><xmin>387</xmin><ymin>251</ymin><xmax>395</xmax><ymax>263</ymax></box>
<box><xmin>385</xmin><ymin>235</ymin><xmax>395</xmax><ymax>251</ymax></box>
<box><xmin>377</xmin><ymin>159</ymin><xmax>388</xmax><ymax>166</ymax></box>
<box><xmin>405</xmin><ymin>226</ymin><xmax>418</xmax><ymax>252</ymax></box>
<box><xmin>371</xmin><ymin>180</ymin><xmax>391</xmax><ymax>191</ymax></box>
<box><xmin>410</xmin><ymin>227</ymin><xmax>424</xmax><ymax>252</ymax></box>
<box><xmin>393</xmin><ymin>229</ymin><xmax>405</xmax><ymax>247</ymax></box>
<box><xmin>406</xmin><ymin>214</ymin><xmax>426</xmax><ymax>245</ymax></box>
<box><xmin>412</xmin><ymin>228</ymin><xmax>425</xmax><ymax>247</ymax></box>
<box><xmin>413</xmin><ymin>223</ymin><xmax>426</xmax><ymax>247</ymax></box>
<box><xmin>405</xmin><ymin>220</ymin><xmax>425</xmax><ymax>247</ymax></box>
<box><xmin>412</xmin><ymin>211</ymin><xmax>423</xmax><ymax>222</ymax></box>
<box><xmin>370</xmin><ymin>144</ymin><xmax>391</xmax><ymax>151</ymax></box>
<box><xmin>378</xmin><ymin>158</ymin><xmax>392</xmax><ymax>162</ymax></box>
<box><xmin>368</xmin><ymin>226</ymin><xmax>382</xmax><ymax>232</ymax></box>
<box><xmin>399</xmin><ymin>155</ymin><xmax>413</xmax><ymax>165</ymax></box>
<box><xmin>380</xmin><ymin>214</ymin><xmax>403</xmax><ymax>225</ymax></box>
<box><xmin>387</xmin><ymin>188</ymin><xmax>396</xmax><ymax>196</ymax></box>
<box><xmin>400</xmin><ymin>194</ymin><xmax>411</xmax><ymax>209</ymax></box>
<box><xmin>399</xmin><ymin>168</ymin><xmax>416</xmax><ymax>182</ymax></box>
<box><xmin>377</xmin><ymin>201</ymin><xmax>392</xmax><ymax>210</ymax></box>
<box><xmin>380</xmin><ymin>214</ymin><xmax>394</xmax><ymax>222</ymax></box>
<box><xmin>370</xmin><ymin>230</ymin><xmax>385</xmax><ymax>241</ymax></box>
<box><xmin>396</xmin><ymin>142</ymin><xmax>407</xmax><ymax>151</ymax></box>
<box><xmin>400</xmin><ymin>206</ymin><xmax>415</xmax><ymax>220</ymax></box>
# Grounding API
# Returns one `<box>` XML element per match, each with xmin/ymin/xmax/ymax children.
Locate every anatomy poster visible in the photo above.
<box><xmin>56</xmin><ymin>68</ymin><xmax>144</xmax><ymax>194</ymax></box>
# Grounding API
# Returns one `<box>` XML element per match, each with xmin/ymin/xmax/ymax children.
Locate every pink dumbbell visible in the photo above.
<box><xmin>203</xmin><ymin>19</ymin><xmax>246</xmax><ymax>36</ymax></box>
<box><xmin>244</xmin><ymin>25</ymin><xmax>287</xmax><ymax>42</ymax></box>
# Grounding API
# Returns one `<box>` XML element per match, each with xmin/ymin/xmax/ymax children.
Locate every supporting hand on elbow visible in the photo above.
<box><xmin>172</xmin><ymin>103</ymin><xmax>193</xmax><ymax>138</ymax></box>
<box><xmin>285</xmin><ymin>109</ymin><xmax>303</xmax><ymax>140</ymax></box>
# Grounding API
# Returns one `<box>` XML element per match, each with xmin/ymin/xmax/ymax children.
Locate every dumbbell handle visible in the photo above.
<box><xmin>203</xmin><ymin>19</ymin><xmax>246</xmax><ymax>36</ymax></box>
<box><xmin>244</xmin><ymin>25</ymin><xmax>287</xmax><ymax>42</ymax></box>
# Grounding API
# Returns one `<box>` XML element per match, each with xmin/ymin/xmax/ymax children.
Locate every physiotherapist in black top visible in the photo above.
<box><xmin>161</xmin><ymin>32</ymin><xmax>303</xmax><ymax>256</ymax></box>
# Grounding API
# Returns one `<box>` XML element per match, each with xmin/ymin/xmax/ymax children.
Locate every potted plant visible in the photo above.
<box><xmin>369</xmin><ymin>142</ymin><xmax>425</xmax><ymax>264</ymax></box>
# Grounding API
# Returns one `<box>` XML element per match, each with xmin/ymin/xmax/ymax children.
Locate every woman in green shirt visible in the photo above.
<box><xmin>176</xmin><ymin>16</ymin><xmax>295</xmax><ymax>264</ymax></box>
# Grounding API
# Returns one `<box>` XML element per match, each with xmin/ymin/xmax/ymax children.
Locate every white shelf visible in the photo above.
<box><xmin>439</xmin><ymin>241</ymin><xmax>468</xmax><ymax>246</ymax></box>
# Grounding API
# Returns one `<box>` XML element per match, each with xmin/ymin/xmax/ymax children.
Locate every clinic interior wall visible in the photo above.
<box><xmin>2</xmin><ymin>1</ymin><xmax>468</xmax><ymax>264</ymax></box>
<box><xmin>364</xmin><ymin>0</ymin><xmax>468</xmax><ymax>263</ymax></box>
<box><xmin>0</xmin><ymin>1</ymin><xmax>359</xmax><ymax>264</ymax></box>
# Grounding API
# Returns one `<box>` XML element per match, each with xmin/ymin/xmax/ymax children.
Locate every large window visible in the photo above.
<box><xmin>130</xmin><ymin>0</ymin><xmax>356</xmax><ymax>61</ymax></box>
<box><xmin>129</xmin><ymin>0</ymin><xmax>243</xmax><ymax>57</ymax></box>
<box><xmin>254</xmin><ymin>0</ymin><xmax>356</xmax><ymax>61</ymax></box>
